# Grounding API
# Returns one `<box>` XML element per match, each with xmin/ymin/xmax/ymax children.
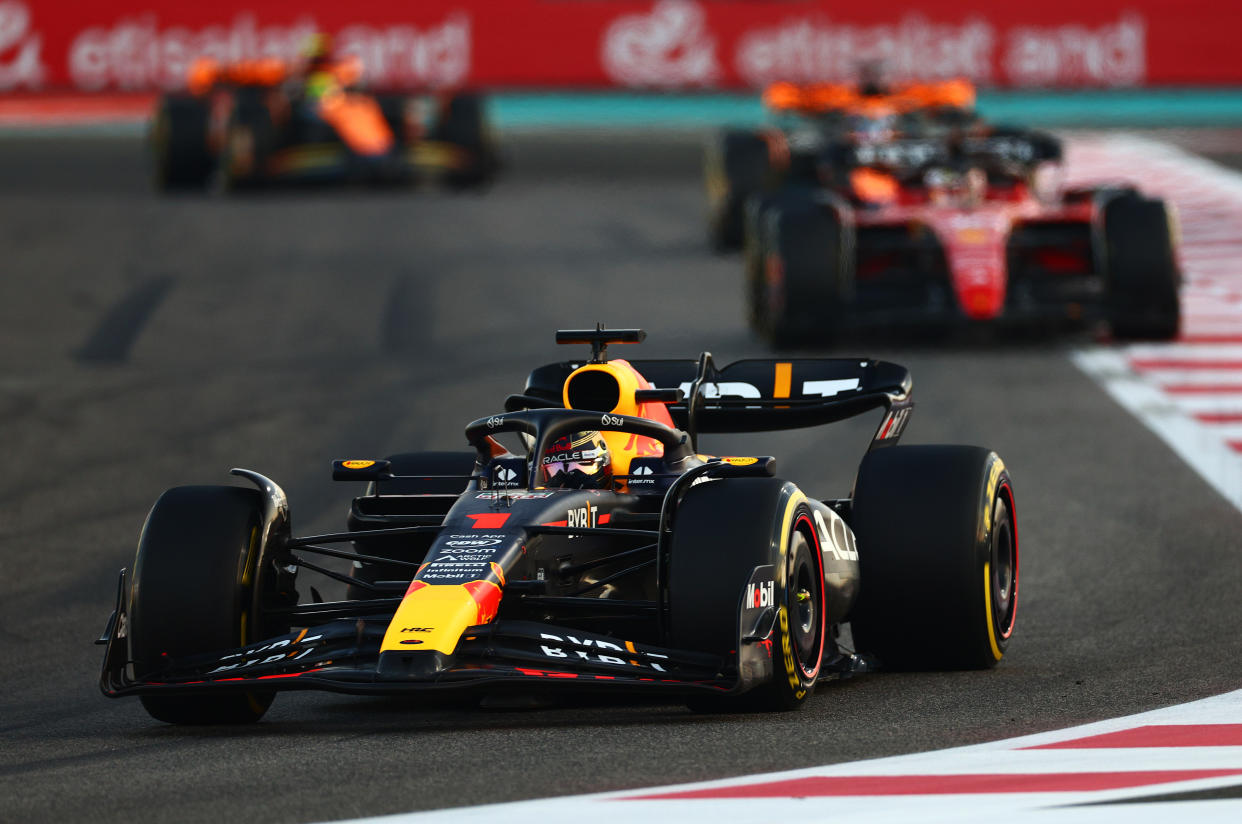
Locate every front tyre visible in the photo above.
<box><xmin>129</xmin><ymin>486</ymin><xmax>283</xmax><ymax>724</ymax></box>
<box><xmin>754</xmin><ymin>525</ymin><xmax>825</xmax><ymax>710</ymax></box>
<box><xmin>849</xmin><ymin>446</ymin><xmax>1018</xmax><ymax>670</ymax></box>
<box><xmin>667</xmin><ymin>478</ymin><xmax>826</xmax><ymax>711</ymax></box>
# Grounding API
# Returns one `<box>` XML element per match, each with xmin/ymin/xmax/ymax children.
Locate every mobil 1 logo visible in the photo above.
<box><xmin>742</xmin><ymin>564</ymin><xmax>777</xmax><ymax>618</ymax></box>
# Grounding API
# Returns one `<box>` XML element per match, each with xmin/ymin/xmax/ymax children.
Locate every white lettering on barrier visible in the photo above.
<box><xmin>735</xmin><ymin>13</ymin><xmax>996</xmax><ymax>86</ymax></box>
<box><xmin>336</xmin><ymin>14</ymin><xmax>470</xmax><ymax>89</ymax></box>
<box><xmin>0</xmin><ymin>2</ymin><xmax>45</xmax><ymax>90</ymax></box>
<box><xmin>67</xmin><ymin>12</ymin><xmax>469</xmax><ymax>92</ymax></box>
<box><xmin>602</xmin><ymin>0</ymin><xmax>719</xmax><ymax>87</ymax></box>
<box><xmin>1004</xmin><ymin>14</ymin><xmax>1145</xmax><ymax>87</ymax></box>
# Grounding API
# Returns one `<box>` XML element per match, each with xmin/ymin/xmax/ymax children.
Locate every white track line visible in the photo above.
<box><xmin>1070</xmin><ymin>133</ymin><xmax>1242</xmax><ymax>514</ymax></box>
<box><xmin>325</xmin><ymin>689</ymin><xmax>1242</xmax><ymax>823</ymax></box>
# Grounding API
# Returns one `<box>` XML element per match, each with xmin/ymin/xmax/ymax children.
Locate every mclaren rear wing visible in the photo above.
<box><xmin>517</xmin><ymin>354</ymin><xmax>913</xmax><ymax>450</ymax></box>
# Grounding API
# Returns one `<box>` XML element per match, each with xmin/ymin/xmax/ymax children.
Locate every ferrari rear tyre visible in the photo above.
<box><xmin>1104</xmin><ymin>195</ymin><xmax>1180</xmax><ymax>340</ymax></box>
<box><xmin>347</xmin><ymin>451</ymin><xmax>478</xmax><ymax>599</ymax></box>
<box><xmin>849</xmin><ymin>446</ymin><xmax>1018</xmax><ymax>670</ymax></box>
<box><xmin>129</xmin><ymin>486</ymin><xmax>280</xmax><ymax>723</ymax></box>
<box><xmin>706</xmin><ymin>131</ymin><xmax>771</xmax><ymax>252</ymax></box>
<box><xmin>761</xmin><ymin>193</ymin><xmax>853</xmax><ymax>349</ymax></box>
<box><xmin>668</xmin><ymin>478</ymin><xmax>826</xmax><ymax>711</ymax></box>
<box><xmin>150</xmin><ymin>95</ymin><xmax>213</xmax><ymax>190</ymax></box>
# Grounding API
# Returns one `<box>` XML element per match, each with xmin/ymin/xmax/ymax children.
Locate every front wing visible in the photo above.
<box><xmin>98</xmin><ymin>573</ymin><xmax>737</xmax><ymax>698</ymax></box>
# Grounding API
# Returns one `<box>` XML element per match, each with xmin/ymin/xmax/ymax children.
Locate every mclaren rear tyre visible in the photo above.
<box><xmin>1104</xmin><ymin>195</ymin><xmax>1181</xmax><ymax>340</ymax></box>
<box><xmin>376</xmin><ymin>94</ymin><xmax>412</xmax><ymax>148</ymax></box>
<box><xmin>760</xmin><ymin>193</ymin><xmax>853</xmax><ymax>349</ymax></box>
<box><xmin>346</xmin><ymin>451</ymin><xmax>478</xmax><ymax>600</ymax></box>
<box><xmin>668</xmin><ymin>478</ymin><xmax>826</xmax><ymax>712</ymax></box>
<box><xmin>706</xmin><ymin>131</ymin><xmax>772</xmax><ymax>253</ymax></box>
<box><xmin>218</xmin><ymin>95</ymin><xmax>275</xmax><ymax>192</ymax></box>
<box><xmin>128</xmin><ymin>486</ymin><xmax>286</xmax><ymax>724</ymax></box>
<box><xmin>849</xmin><ymin>446</ymin><xmax>1018</xmax><ymax>670</ymax></box>
<box><xmin>431</xmin><ymin>93</ymin><xmax>498</xmax><ymax>190</ymax></box>
<box><xmin>150</xmin><ymin>95</ymin><xmax>213</xmax><ymax>191</ymax></box>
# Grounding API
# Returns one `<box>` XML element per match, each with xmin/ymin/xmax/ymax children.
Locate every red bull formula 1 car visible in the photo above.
<box><xmin>151</xmin><ymin>56</ymin><xmax>497</xmax><ymax>191</ymax></box>
<box><xmin>97</xmin><ymin>328</ymin><xmax>1018</xmax><ymax>723</ymax></box>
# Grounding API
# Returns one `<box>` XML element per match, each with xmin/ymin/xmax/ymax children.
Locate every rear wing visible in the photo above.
<box><xmin>849</xmin><ymin>133</ymin><xmax>1060</xmax><ymax>173</ymax></box>
<box><xmin>517</xmin><ymin>354</ymin><xmax>912</xmax><ymax>450</ymax></box>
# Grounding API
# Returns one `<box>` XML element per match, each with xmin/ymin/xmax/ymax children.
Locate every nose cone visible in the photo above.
<box><xmin>379</xmin><ymin>579</ymin><xmax>503</xmax><ymax>670</ymax></box>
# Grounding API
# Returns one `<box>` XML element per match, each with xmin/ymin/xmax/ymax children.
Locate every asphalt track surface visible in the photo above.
<box><xmin>3</xmin><ymin>131</ymin><xmax>1242</xmax><ymax>824</ymax></box>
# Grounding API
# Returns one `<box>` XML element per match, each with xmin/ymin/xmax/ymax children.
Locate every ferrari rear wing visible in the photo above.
<box><xmin>519</xmin><ymin>353</ymin><xmax>913</xmax><ymax>450</ymax></box>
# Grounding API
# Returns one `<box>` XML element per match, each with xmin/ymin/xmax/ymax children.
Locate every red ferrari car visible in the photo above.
<box><xmin>743</xmin><ymin>132</ymin><xmax>1181</xmax><ymax>345</ymax></box>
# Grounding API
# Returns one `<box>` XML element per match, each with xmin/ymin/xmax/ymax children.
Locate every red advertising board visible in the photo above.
<box><xmin>0</xmin><ymin>0</ymin><xmax>1234</xmax><ymax>93</ymax></box>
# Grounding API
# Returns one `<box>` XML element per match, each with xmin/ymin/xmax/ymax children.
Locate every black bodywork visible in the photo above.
<box><xmin>99</xmin><ymin>333</ymin><xmax>914</xmax><ymax>701</ymax></box>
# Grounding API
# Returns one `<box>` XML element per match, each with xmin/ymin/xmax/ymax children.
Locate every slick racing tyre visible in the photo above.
<box><xmin>150</xmin><ymin>95</ymin><xmax>213</xmax><ymax>190</ymax></box>
<box><xmin>760</xmin><ymin>191</ymin><xmax>854</xmax><ymax>349</ymax></box>
<box><xmin>742</xmin><ymin>194</ymin><xmax>770</xmax><ymax>333</ymax></box>
<box><xmin>346</xmin><ymin>451</ymin><xmax>478</xmax><ymax>600</ymax></box>
<box><xmin>668</xmin><ymin>478</ymin><xmax>826</xmax><ymax>712</ymax></box>
<box><xmin>376</xmin><ymin>94</ymin><xmax>413</xmax><ymax>148</ymax></box>
<box><xmin>1104</xmin><ymin>194</ymin><xmax>1181</xmax><ymax>340</ymax></box>
<box><xmin>218</xmin><ymin>92</ymin><xmax>275</xmax><ymax>191</ymax></box>
<box><xmin>849</xmin><ymin>446</ymin><xmax>1018</xmax><ymax>670</ymax></box>
<box><xmin>706</xmin><ymin>130</ymin><xmax>772</xmax><ymax>253</ymax></box>
<box><xmin>128</xmin><ymin>486</ymin><xmax>288</xmax><ymax>724</ymax></box>
<box><xmin>430</xmin><ymin>93</ymin><xmax>498</xmax><ymax>189</ymax></box>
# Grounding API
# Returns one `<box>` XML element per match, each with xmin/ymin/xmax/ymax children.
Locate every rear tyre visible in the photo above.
<box><xmin>849</xmin><ymin>446</ymin><xmax>1018</xmax><ymax>670</ymax></box>
<box><xmin>706</xmin><ymin>131</ymin><xmax>772</xmax><ymax>252</ymax></box>
<box><xmin>218</xmin><ymin>92</ymin><xmax>275</xmax><ymax>192</ymax></box>
<box><xmin>129</xmin><ymin>486</ymin><xmax>284</xmax><ymax>723</ymax></box>
<box><xmin>430</xmin><ymin>93</ymin><xmax>498</xmax><ymax>189</ymax></box>
<box><xmin>376</xmin><ymin>94</ymin><xmax>412</xmax><ymax>148</ymax></box>
<box><xmin>760</xmin><ymin>192</ymin><xmax>853</xmax><ymax>349</ymax></box>
<box><xmin>151</xmin><ymin>95</ymin><xmax>213</xmax><ymax>190</ymax></box>
<box><xmin>1104</xmin><ymin>195</ymin><xmax>1180</xmax><ymax>340</ymax></box>
<box><xmin>347</xmin><ymin>451</ymin><xmax>478</xmax><ymax>599</ymax></box>
<box><xmin>668</xmin><ymin>478</ymin><xmax>825</xmax><ymax>712</ymax></box>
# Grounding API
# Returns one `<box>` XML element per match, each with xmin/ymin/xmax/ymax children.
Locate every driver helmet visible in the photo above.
<box><xmin>302</xmin><ymin>33</ymin><xmax>334</xmax><ymax>66</ymax></box>
<box><xmin>541</xmin><ymin>431</ymin><xmax>613</xmax><ymax>489</ymax></box>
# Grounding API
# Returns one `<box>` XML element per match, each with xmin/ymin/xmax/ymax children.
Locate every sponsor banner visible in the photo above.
<box><xmin>2</xmin><ymin>1</ymin><xmax>1238</xmax><ymax>93</ymax></box>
